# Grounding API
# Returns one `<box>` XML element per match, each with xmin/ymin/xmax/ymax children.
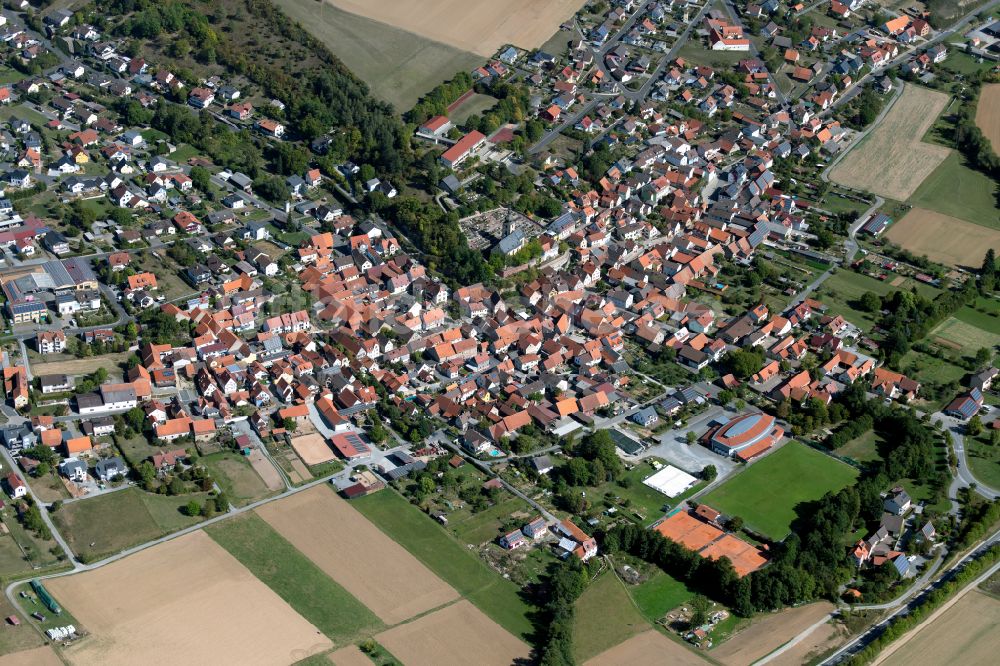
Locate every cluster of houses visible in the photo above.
<box><xmin>850</xmin><ymin>487</ymin><xmax>935</xmax><ymax>582</ymax></box>
<box><xmin>501</xmin><ymin>516</ymin><xmax>598</xmax><ymax>562</ymax></box>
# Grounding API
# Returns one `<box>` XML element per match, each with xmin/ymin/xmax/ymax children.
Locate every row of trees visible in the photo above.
<box><xmin>405</xmin><ymin>72</ymin><xmax>474</xmax><ymax>125</ymax></box>
<box><xmin>537</xmin><ymin>560</ymin><xmax>590</xmax><ymax>666</ymax></box>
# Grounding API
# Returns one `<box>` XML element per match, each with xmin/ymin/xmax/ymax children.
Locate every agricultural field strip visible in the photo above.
<box><xmin>886</xmin><ymin>208</ymin><xmax>1000</xmax><ymax>269</ymax></box>
<box><xmin>829</xmin><ymin>85</ymin><xmax>950</xmax><ymax>201</ymax></box>
<box><xmin>46</xmin><ymin>531</ymin><xmax>332</xmax><ymax>665</ymax></box>
<box><xmin>324</xmin><ymin>0</ymin><xmax>586</xmax><ymax>57</ymax></box>
<box><xmin>254</xmin><ymin>485</ymin><xmax>459</xmax><ymax>625</ymax></box>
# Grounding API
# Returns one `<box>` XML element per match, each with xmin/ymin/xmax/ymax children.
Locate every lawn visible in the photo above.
<box><xmin>351</xmin><ymin>489</ymin><xmax>534</xmax><ymax>640</ymax></box>
<box><xmin>52</xmin><ymin>488</ymin><xmax>207</xmax><ymax>562</ymax></box>
<box><xmin>573</xmin><ymin>571</ymin><xmax>651</xmax><ymax>662</ymax></box>
<box><xmin>0</xmin><ymin>66</ymin><xmax>26</xmax><ymax>85</ymax></box>
<box><xmin>169</xmin><ymin>143</ymin><xmax>203</xmax><ymax>163</ymax></box>
<box><xmin>206</xmin><ymin>513</ymin><xmax>383</xmax><ymax>645</ymax></box>
<box><xmin>907</xmin><ymin>151</ymin><xmax>1000</xmax><ymax>229</ymax></box>
<box><xmin>447</xmin><ymin>493</ymin><xmax>532</xmax><ymax>546</ymax></box>
<box><xmin>819</xmin><ymin>192</ymin><xmax>871</xmax><ymax>217</ymax></box>
<box><xmin>200</xmin><ymin>452</ymin><xmax>274</xmax><ymax>507</ymax></box>
<box><xmin>966</xmin><ymin>434</ymin><xmax>1000</xmax><ymax>491</ymax></box>
<box><xmin>0</xmin><ymin>593</ymin><xmax>44</xmax><ymax>657</ymax></box>
<box><xmin>114</xmin><ymin>431</ymin><xmax>166</xmax><ymax>467</ymax></box>
<box><xmin>952</xmin><ymin>298</ymin><xmax>1000</xmax><ymax>333</ymax></box>
<box><xmin>701</xmin><ymin>441</ymin><xmax>859</xmax><ymax>540</ymax></box>
<box><xmin>900</xmin><ymin>347</ymin><xmax>968</xmax><ymax>389</ymax></box>
<box><xmin>0</xmin><ymin>103</ymin><xmax>50</xmax><ymax>126</ymax></box>
<box><xmin>940</xmin><ymin>50</ymin><xmax>997</xmax><ymax>77</ymax></box>
<box><xmin>816</xmin><ymin>269</ymin><xmax>939</xmax><ymax>332</ymax></box>
<box><xmin>130</xmin><ymin>250</ymin><xmax>196</xmax><ymax>301</ymax></box>
<box><xmin>0</xmin><ymin>531</ymin><xmax>34</xmax><ymax>579</ymax></box>
<box><xmin>449</xmin><ymin>93</ymin><xmax>498</xmax><ymax>125</ymax></box>
<box><xmin>834</xmin><ymin>429</ymin><xmax>882</xmax><ymax>464</ymax></box>
<box><xmin>0</xmin><ymin>506</ymin><xmax>63</xmax><ymax>571</ymax></box>
<box><xmin>628</xmin><ymin>570</ymin><xmax>696</xmax><ymax>623</ymax></box>
<box><xmin>930</xmin><ymin>317</ymin><xmax>1000</xmax><ymax>356</ymax></box>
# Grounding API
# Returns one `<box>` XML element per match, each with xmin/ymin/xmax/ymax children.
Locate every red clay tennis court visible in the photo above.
<box><xmin>654</xmin><ymin>510</ymin><xmax>767</xmax><ymax>576</ymax></box>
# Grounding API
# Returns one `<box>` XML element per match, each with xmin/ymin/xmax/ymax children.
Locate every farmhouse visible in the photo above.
<box><xmin>440</xmin><ymin>130</ymin><xmax>487</xmax><ymax>169</ymax></box>
<box><xmin>945</xmin><ymin>389</ymin><xmax>983</xmax><ymax>420</ymax></box>
<box><xmin>863</xmin><ymin>212</ymin><xmax>892</xmax><ymax>236</ymax></box>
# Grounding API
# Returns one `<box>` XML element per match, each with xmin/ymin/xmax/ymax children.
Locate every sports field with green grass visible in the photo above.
<box><xmin>701</xmin><ymin>441</ymin><xmax>859</xmax><ymax>540</ymax></box>
<box><xmin>351</xmin><ymin>489</ymin><xmax>534</xmax><ymax>639</ymax></box>
<box><xmin>206</xmin><ymin>513</ymin><xmax>383</xmax><ymax>645</ymax></box>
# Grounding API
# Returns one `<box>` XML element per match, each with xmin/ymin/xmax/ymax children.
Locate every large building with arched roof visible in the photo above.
<box><xmin>709</xmin><ymin>412</ymin><xmax>783</xmax><ymax>461</ymax></box>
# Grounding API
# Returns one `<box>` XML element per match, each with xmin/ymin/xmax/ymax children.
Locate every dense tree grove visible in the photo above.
<box><xmin>368</xmin><ymin>197</ymin><xmax>490</xmax><ymax>287</ymax></box>
<box><xmin>876</xmin><ymin>278</ymin><xmax>980</xmax><ymax>367</ymax></box>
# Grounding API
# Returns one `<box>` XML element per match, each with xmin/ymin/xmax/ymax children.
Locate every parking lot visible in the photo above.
<box><xmin>631</xmin><ymin>405</ymin><xmax>742</xmax><ymax>481</ymax></box>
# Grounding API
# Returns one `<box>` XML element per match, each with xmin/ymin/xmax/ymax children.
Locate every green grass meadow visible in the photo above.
<box><xmin>573</xmin><ymin>571</ymin><xmax>650</xmax><ymax>662</ymax></box>
<box><xmin>907</xmin><ymin>151</ymin><xmax>1000</xmax><ymax>228</ymax></box>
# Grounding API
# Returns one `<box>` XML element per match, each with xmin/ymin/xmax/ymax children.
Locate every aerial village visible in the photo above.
<box><xmin>0</xmin><ymin>0</ymin><xmax>996</xmax><ymax>661</ymax></box>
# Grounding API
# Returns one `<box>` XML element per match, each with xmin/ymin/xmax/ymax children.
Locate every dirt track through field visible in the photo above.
<box><xmin>248</xmin><ymin>448</ymin><xmax>284</xmax><ymax>490</ymax></box>
<box><xmin>327</xmin><ymin>0</ymin><xmax>585</xmax><ymax>56</ymax></box>
<box><xmin>47</xmin><ymin>531</ymin><xmax>331</xmax><ymax>666</ymax></box>
<box><xmin>976</xmin><ymin>84</ymin><xmax>1000</xmax><ymax>151</ymax></box>
<box><xmin>830</xmin><ymin>85</ymin><xmax>950</xmax><ymax>200</ymax></box>
<box><xmin>0</xmin><ymin>646</ymin><xmax>62</xmax><ymax>666</ymax></box>
<box><xmin>256</xmin><ymin>485</ymin><xmax>458</xmax><ymax>624</ymax></box>
<box><xmin>885</xmin><ymin>207</ymin><xmax>1000</xmax><ymax>267</ymax></box>
<box><xmin>770</xmin><ymin>621</ymin><xmax>843</xmax><ymax>666</ymax></box>
<box><xmin>711</xmin><ymin>602</ymin><xmax>834</xmax><ymax>665</ymax></box>
<box><xmin>584</xmin><ymin>630</ymin><xmax>709</xmax><ymax>666</ymax></box>
<box><xmin>374</xmin><ymin>599</ymin><xmax>530</xmax><ymax>666</ymax></box>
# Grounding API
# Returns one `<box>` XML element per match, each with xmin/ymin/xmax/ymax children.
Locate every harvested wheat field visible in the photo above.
<box><xmin>711</xmin><ymin>602</ymin><xmax>834</xmax><ymax>666</ymax></box>
<box><xmin>977</xmin><ymin>84</ymin><xmax>1000</xmax><ymax>151</ymax></box>
<box><xmin>885</xmin><ymin>207</ymin><xmax>1000</xmax><ymax>267</ymax></box>
<box><xmin>256</xmin><ymin>485</ymin><xmax>458</xmax><ymax>624</ymax></box>
<box><xmin>375</xmin><ymin>599</ymin><xmax>530</xmax><ymax>666</ymax></box>
<box><xmin>0</xmin><ymin>646</ymin><xmax>62</xmax><ymax>666</ymax></box>
<box><xmin>47</xmin><ymin>531</ymin><xmax>331</xmax><ymax>666</ymax></box>
<box><xmin>830</xmin><ymin>85</ymin><xmax>950</xmax><ymax>200</ymax></box>
<box><xmin>290</xmin><ymin>433</ymin><xmax>336</xmax><ymax>466</ymax></box>
<box><xmin>327</xmin><ymin>0</ymin><xmax>585</xmax><ymax>56</ymax></box>
<box><xmin>327</xmin><ymin>645</ymin><xmax>374</xmax><ymax>666</ymax></box>
<box><xmin>585</xmin><ymin>630</ymin><xmax>709</xmax><ymax>666</ymax></box>
<box><xmin>880</xmin><ymin>589</ymin><xmax>1000</xmax><ymax>666</ymax></box>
